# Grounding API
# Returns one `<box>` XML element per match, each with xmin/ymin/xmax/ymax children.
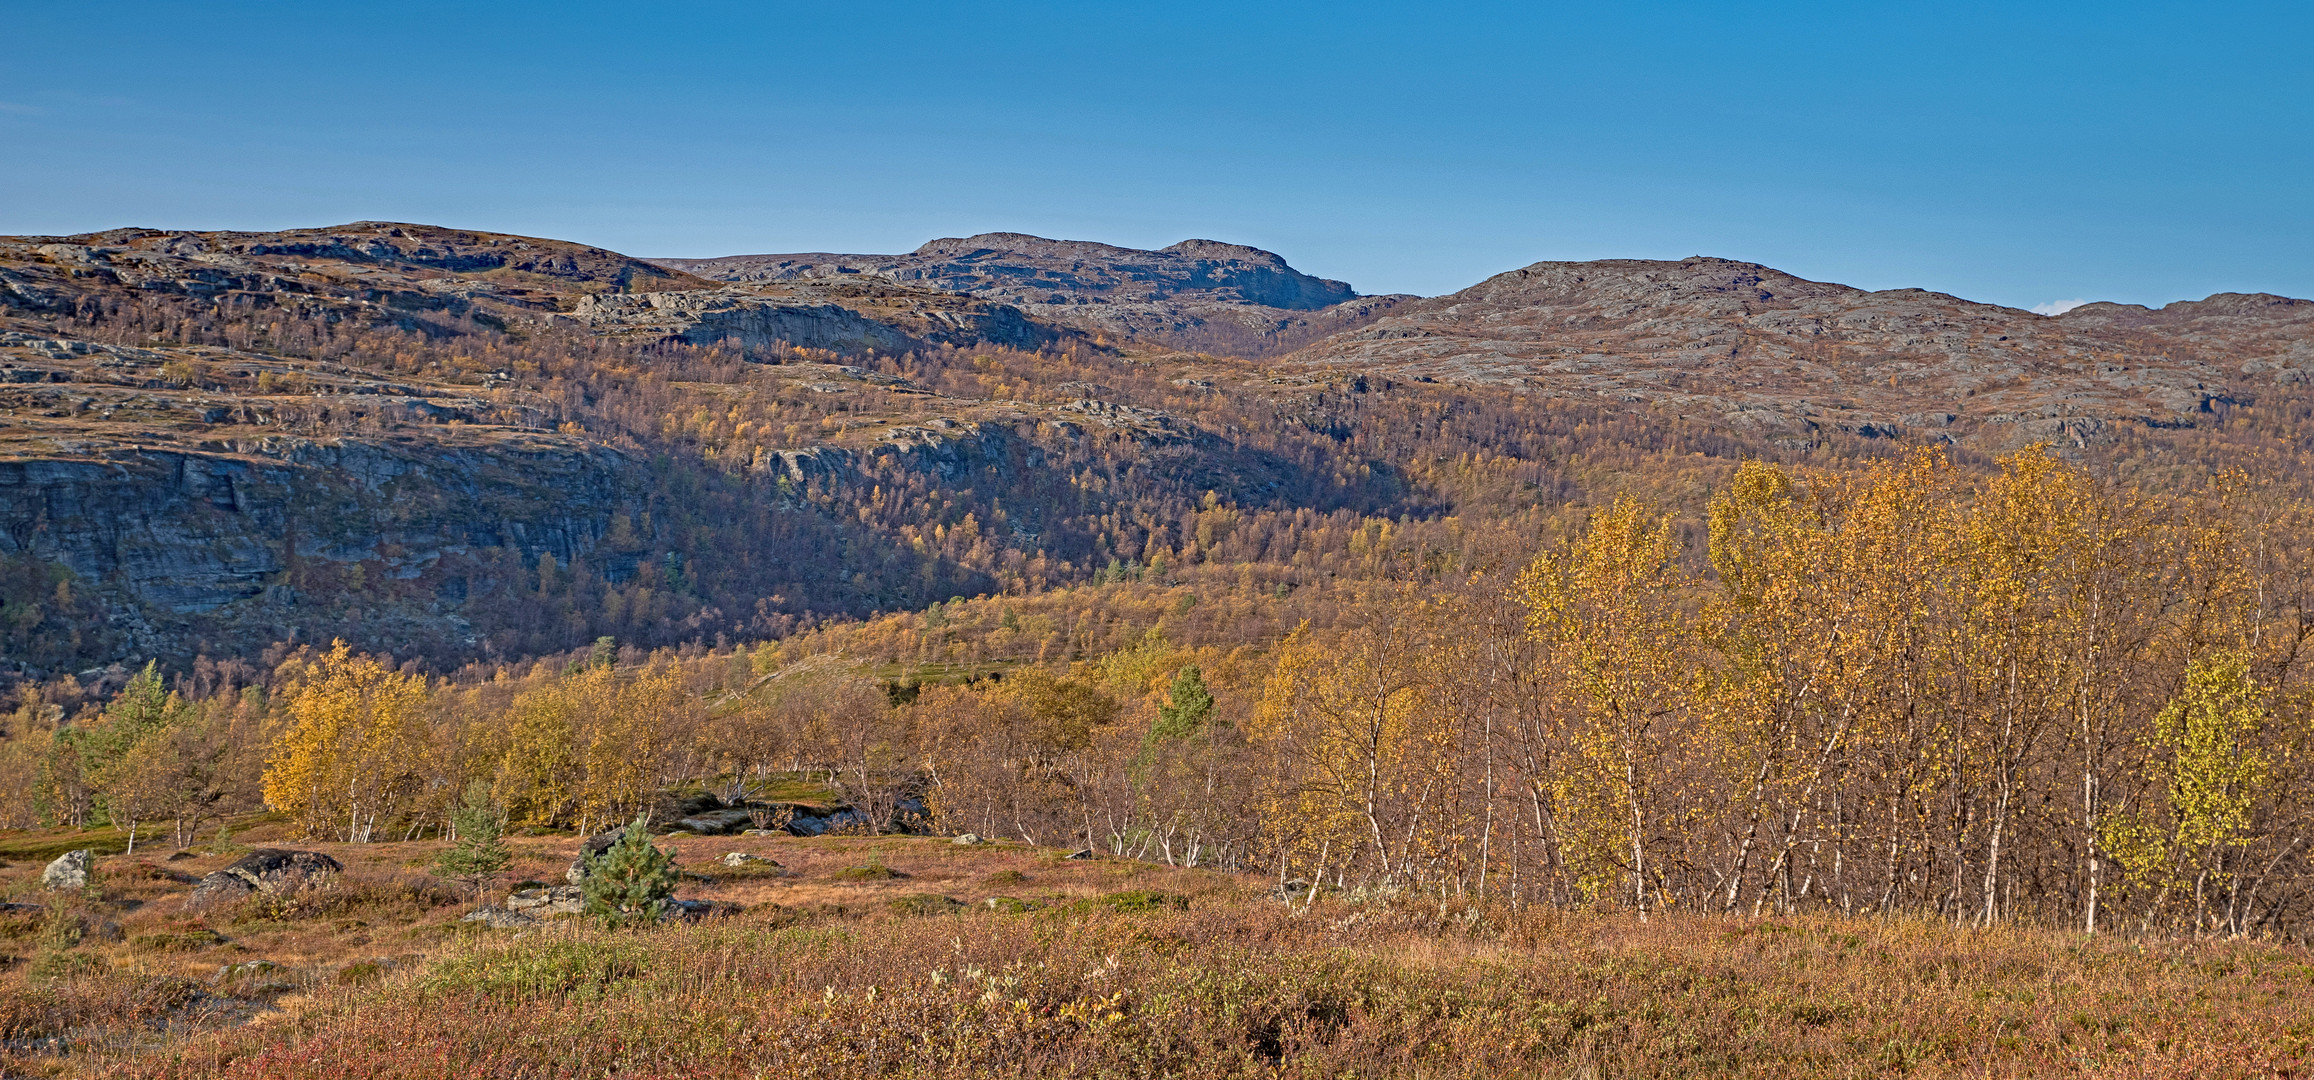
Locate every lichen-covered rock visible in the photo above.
<box><xmin>460</xmin><ymin>905</ymin><xmax>539</xmax><ymax>929</ymax></box>
<box><xmin>506</xmin><ymin>885</ymin><xmax>585</xmax><ymax>916</ymax></box>
<box><xmin>667</xmin><ymin>898</ymin><xmax>741</xmax><ymax>921</ymax></box>
<box><xmin>42</xmin><ymin>849</ymin><xmax>93</xmax><ymax>890</ymax></box>
<box><xmin>665</xmin><ymin>809</ymin><xmax>756</xmax><ymax>836</ymax></box>
<box><xmin>565</xmin><ymin>826</ymin><xmax>630</xmax><ymax>885</ymax></box>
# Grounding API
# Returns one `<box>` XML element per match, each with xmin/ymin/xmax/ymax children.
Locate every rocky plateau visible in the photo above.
<box><xmin>657</xmin><ymin>232</ymin><xmax>1407</xmax><ymax>357</ymax></box>
<box><xmin>1285</xmin><ymin>256</ymin><xmax>2314</xmax><ymax>445</ymax></box>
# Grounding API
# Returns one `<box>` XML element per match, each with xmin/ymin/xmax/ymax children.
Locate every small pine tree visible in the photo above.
<box><xmin>434</xmin><ymin>780</ymin><xmax>511</xmax><ymax>902</ymax></box>
<box><xmin>581</xmin><ymin>815</ymin><xmax>677</xmax><ymax>924</ymax></box>
<box><xmin>1152</xmin><ymin>665</ymin><xmax>1215</xmax><ymax>742</ymax></box>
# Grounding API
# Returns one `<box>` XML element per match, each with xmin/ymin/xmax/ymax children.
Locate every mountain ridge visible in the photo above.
<box><xmin>1283</xmin><ymin>254</ymin><xmax>2314</xmax><ymax>445</ymax></box>
<box><xmin>655</xmin><ymin>232</ymin><xmax>1394</xmax><ymax>357</ymax></box>
<box><xmin>4</xmin><ymin>220</ymin><xmax>2312</xmax><ymax>674</ymax></box>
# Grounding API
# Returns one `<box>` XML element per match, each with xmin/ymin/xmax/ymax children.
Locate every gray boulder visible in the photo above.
<box><xmin>666</xmin><ymin>809</ymin><xmax>756</xmax><ymax>836</ymax></box>
<box><xmin>668</xmin><ymin>898</ymin><xmax>742</xmax><ymax>921</ymax></box>
<box><xmin>460</xmin><ymin>905</ymin><xmax>539</xmax><ymax>929</ymax></box>
<box><xmin>42</xmin><ymin>849</ymin><xmax>93</xmax><ymax>890</ymax></box>
<box><xmin>506</xmin><ymin>885</ymin><xmax>586</xmax><ymax>917</ymax></box>
<box><xmin>951</xmin><ymin>833</ymin><xmax>983</xmax><ymax>845</ymax></box>
<box><xmin>186</xmin><ymin>848</ymin><xmax>344</xmax><ymax>909</ymax></box>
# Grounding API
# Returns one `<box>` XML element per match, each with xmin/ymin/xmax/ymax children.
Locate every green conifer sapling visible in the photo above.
<box><xmin>434</xmin><ymin>779</ymin><xmax>511</xmax><ymax>903</ymax></box>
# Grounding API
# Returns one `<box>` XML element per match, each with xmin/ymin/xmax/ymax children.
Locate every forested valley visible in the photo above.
<box><xmin>10</xmin><ymin>442</ymin><xmax>2312</xmax><ymax>938</ymax></box>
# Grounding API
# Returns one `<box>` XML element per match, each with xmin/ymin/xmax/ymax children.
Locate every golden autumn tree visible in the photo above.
<box><xmin>263</xmin><ymin>641</ymin><xmax>433</xmax><ymax>841</ymax></box>
<box><xmin>494</xmin><ymin>661</ymin><xmax>682</xmax><ymax>835</ymax></box>
<box><xmin>1517</xmin><ymin>496</ymin><xmax>1696</xmax><ymax>915</ymax></box>
<box><xmin>1250</xmin><ymin>613</ymin><xmax>1458</xmax><ymax>888</ymax></box>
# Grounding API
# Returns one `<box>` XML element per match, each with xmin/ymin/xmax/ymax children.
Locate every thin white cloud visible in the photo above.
<box><xmin>2031</xmin><ymin>298</ymin><xmax>2090</xmax><ymax>316</ymax></box>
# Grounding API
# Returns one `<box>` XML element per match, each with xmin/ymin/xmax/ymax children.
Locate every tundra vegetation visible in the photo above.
<box><xmin>0</xmin><ymin>446</ymin><xmax>2310</xmax><ymax>1074</ymax></box>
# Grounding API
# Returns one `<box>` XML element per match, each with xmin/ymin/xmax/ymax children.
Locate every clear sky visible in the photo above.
<box><xmin>3</xmin><ymin>1</ymin><xmax>2307</xmax><ymax>311</ymax></box>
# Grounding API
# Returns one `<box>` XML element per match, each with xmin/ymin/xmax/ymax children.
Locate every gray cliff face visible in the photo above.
<box><xmin>0</xmin><ymin>434</ymin><xmax>632</xmax><ymax>667</ymax></box>
<box><xmin>572</xmin><ymin>287</ymin><xmax>1070</xmax><ymax>355</ymax></box>
<box><xmin>574</xmin><ymin>291</ymin><xmax>920</xmax><ymax>354</ymax></box>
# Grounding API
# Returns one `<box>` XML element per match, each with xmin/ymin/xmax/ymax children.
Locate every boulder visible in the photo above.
<box><xmin>42</xmin><ymin>849</ymin><xmax>93</xmax><ymax>890</ymax></box>
<box><xmin>505</xmin><ymin>885</ymin><xmax>586</xmax><ymax>917</ymax></box>
<box><xmin>1064</xmin><ymin>848</ymin><xmax>1095</xmax><ymax>861</ymax></box>
<box><xmin>720</xmin><ymin>852</ymin><xmax>779</xmax><ymax>868</ymax></box>
<box><xmin>951</xmin><ymin>833</ymin><xmax>982</xmax><ymax>845</ymax></box>
<box><xmin>188</xmin><ymin>872</ymin><xmax>256</xmax><ymax>907</ymax></box>
<box><xmin>460</xmin><ymin>905</ymin><xmax>539</xmax><ymax>929</ymax></box>
<box><xmin>666</xmin><ymin>809</ymin><xmax>756</xmax><ymax>836</ymax></box>
<box><xmin>667</xmin><ymin>898</ymin><xmax>741</xmax><ymax>921</ymax></box>
<box><xmin>185</xmin><ymin>848</ymin><xmax>343</xmax><ymax>909</ymax></box>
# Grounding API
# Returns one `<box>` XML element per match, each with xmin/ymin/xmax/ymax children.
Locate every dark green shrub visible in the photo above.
<box><xmin>130</xmin><ymin>928</ymin><xmax>226</xmax><ymax>952</ymax></box>
<box><xmin>1097</xmin><ymin>889</ymin><xmax>1189</xmax><ymax>913</ymax></box>
<box><xmin>833</xmin><ymin>855</ymin><xmax>906</xmax><ymax>882</ymax></box>
<box><xmin>887</xmin><ymin>893</ymin><xmax>967</xmax><ymax>916</ymax></box>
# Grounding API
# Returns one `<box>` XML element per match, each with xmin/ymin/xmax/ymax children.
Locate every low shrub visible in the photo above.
<box><xmin>128</xmin><ymin>929</ymin><xmax>225</xmax><ymax>953</ymax></box>
<box><xmin>831</xmin><ymin>859</ymin><xmax>905</xmax><ymax>882</ymax></box>
<box><xmin>1093</xmin><ymin>889</ymin><xmax>1189</xmax><ymax>913</ymax></box>
<box><xmin>226</xmin><ymin>869</ymin><xmax>457</xmax><ymax>925</ymax></box>
<box><xmin>886</xmin><ymin>894</ymin><xmax>966</xmax><ymax>916</ymax></box>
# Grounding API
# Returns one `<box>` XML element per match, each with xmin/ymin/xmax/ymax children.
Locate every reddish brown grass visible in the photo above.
<box><xmin>0</xmin><ymin>831</ymin><xmax>2304</xmax><ymax>1078</ymax></box>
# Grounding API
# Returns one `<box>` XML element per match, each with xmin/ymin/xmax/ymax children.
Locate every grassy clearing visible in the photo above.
<box><xmin>0</xmin><ymin>824</ymin><xmax>2305</xmax><ymax>1077</ymax></box>
<box><xmin>93</xmin><ymin>902</ymin><xmax>2314</xmax><ymax>1079</ymax></box>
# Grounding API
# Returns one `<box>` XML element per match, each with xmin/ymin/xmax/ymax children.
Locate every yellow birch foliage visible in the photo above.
<box><xmin>262</xmin><ymin>641</ymin><xmax>432</xmax><ymax>841</ymax></box>
<box><xmin>1517</xmin><ymin>496</ymin><xmax>1694</xmax><ymax>909</ymax></box>
<box><xmin>1250</xmin><ymin>603</ymin><xmax>1471</xmax><ymax>886</ymax></box>
<box><xmin>494</xmin><ymin>663</ymin><xmax>679</xmax><ymax>833</ymax></box>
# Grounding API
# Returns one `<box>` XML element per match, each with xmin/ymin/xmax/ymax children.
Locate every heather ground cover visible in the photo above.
<box><xmin>1</xmin><ymin>827</ymin><xmax>2306</xmax><ymax>1078</ymax></box>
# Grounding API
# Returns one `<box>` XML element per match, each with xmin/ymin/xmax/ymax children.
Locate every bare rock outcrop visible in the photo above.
<box><xmin>655</xmin><ymin>233</ymin><xmax>1392</xmax><ymax>357</ymax></box>
<box><xmin>1286</xmin><ymin>257</ymin><xmax>2314</xmax><ymax>446</ymax></box>
<box><xmin>185</xmin><ymin>849</ymin><xmax>344</xmax><ymax>909</ymax></box>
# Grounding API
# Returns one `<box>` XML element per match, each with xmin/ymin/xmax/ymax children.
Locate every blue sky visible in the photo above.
<box><xmin>2</xmin><ymin>2</ymin><xmax>2306</xmax><ymax>309</ymax></box>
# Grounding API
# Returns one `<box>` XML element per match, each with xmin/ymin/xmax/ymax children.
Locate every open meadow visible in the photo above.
<box><xmin>0</xmin><ymin>819</ymin><xmax>2307</xmax><ymax>1078</ymax></box>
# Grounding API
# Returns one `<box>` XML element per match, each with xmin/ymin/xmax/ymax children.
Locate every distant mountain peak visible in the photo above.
<box><xmin>657</xmin><ymin>231</ymin><xmax>1379</xmax><ymax>355</ymax></box>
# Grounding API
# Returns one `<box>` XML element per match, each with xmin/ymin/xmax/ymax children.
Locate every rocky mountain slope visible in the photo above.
<box><xmin>3</xmin><ymin>221</ymin><xmax>2311</xmax><ymax>677</ymax></box>
<box><xmin>0</xmin><ymin>222</ymin><xmax>1081</xmax><ymax>358</ymax></box>
<box><xmin>1286</xmin><ymin>256</ymin><xmax>2314</xmax><ymax>446</ymax></box>
<box><xmin>657</xmin><ymin>233</ymin><xmax>1406</xmax><ymax>357</ymax></box>
<box><xmin>0</xmin><ymin>223</ymin><xmax>1400</xmax><ymax>673</ymax></box>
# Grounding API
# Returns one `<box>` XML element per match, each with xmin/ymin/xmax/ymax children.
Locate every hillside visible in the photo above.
<box><xmin>1289</xmin><ymin>256</ymin><xmax>2314</xmax><ymax>447</ymax></box>
<box><xmin>0</xmin><ymin>223</ymin><xmax>1816</xmax><ymax>675</ymax></box>
<box><xmin>3</xmin><ymin>222</ymin><xmax>2313</xmax><ymax>677</ymax></box>
<box><xmin>658</xmin><ymin>232</ymin><xmax>1408</xmax><ymax>357</ymax></box>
